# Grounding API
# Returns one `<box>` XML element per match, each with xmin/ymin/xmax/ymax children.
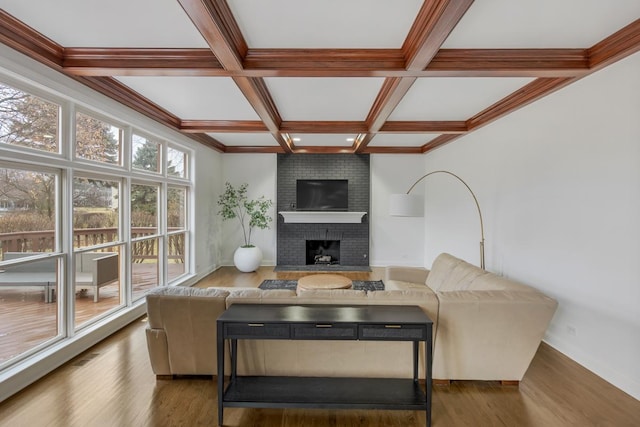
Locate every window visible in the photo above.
<box><xmin>132</xmin><ymin>133</ymin><xmax>161</xmax><ymax>173</ymax></box>
<box><xmin>131</xmin><ymin>236</ymin><xmax>160</xmax><ymax>301</ymax></box>
<box><xmin>73</xmin><ymin>177</ymin><xmax>120</xmax><ymax>247</ymax></box>
<box><xmin>0</xmin><ymin>165</ymin><xmax>60</xmax><ymax>365</ymax></box>
<box><xmin>131</xmin><ymin>183</ymin><xmax>158</xmax><ymax>235</ymax></box>
<box><xmin>75</xmin><ymin>111</ymin><xmax>122</xmax><ymax>165</ymax></box>
<box><xmin>0</xmin><ymin>72</ymin><xmax>193</xmax><ymax>378</ymax></box>
<box><xmin>167</xmin><ymin>146</ymin><xmax>187</xmax><ymax>178</ymax></box>
<box><xmin>167</xmin><ymin>186</ymin><xmax>187</xmax><ymax>282</ymax></box>
<box><xmin>0</xmin><ymin>83</ymin><xmax>59</xmax><ymax>153</ymax></box>
<box><xmin>131</xmin><ymin>182</ymin><xmax>160</xmax><ymax>299</ymax></box>
<box><xmin>72</xmin><ymin>176</ymin><xmax>123</xmax><ymax>328</ymax></box>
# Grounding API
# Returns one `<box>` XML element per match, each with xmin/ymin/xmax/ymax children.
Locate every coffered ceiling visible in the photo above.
<box><xmin>1</xmin><ymin>1</ymin><xmax>639</xmax><ymax>154</ymax></box>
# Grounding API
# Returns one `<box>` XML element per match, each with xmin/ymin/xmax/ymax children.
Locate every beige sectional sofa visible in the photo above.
<box><xmin>145</xmin><ymin>253</ymin><xmax>557</xmax><ymax>383</ymax></box>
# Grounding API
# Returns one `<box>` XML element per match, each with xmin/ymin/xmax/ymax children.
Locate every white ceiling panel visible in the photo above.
<box><xmin>207</xmin><ymin>133</ymin><xmax>277</xmax><ymax>147</ymax></box>
<box><xmin>389</xmin><ymin>77</ymin><xmax>534</xmax><ymax>121</ymax></box>
<box><xmin>265</xmin><ymin>78</ymin><xmax>384</xmax><ymax>121</ymax></box>
<box><xmin>368</xmin><ymin>134</ymin><xmax>439</xmax><ymax>148</ymax></box>
<box><xmin>0</xmin><ymin>0</ymin><xmax>208</xmax><ymax>47</ymax></box>
<box><xmin>291</xmin><ymin>134</ymin><xmax>357</xmax><ymax>147</ymax></box>
<box><xmin>443</xmin><ymin>0</ymin><xmax>640</xmax><ymax>48</ymax></box>
<box><xmin>228</xmin><ymin>0</ymin><xmax>423</xmax><ymax>48</ymax></box>
<box><xmin>115</xmin><ymin>76</ymin><xmax>259</xmax><ymax>120</ymax></box>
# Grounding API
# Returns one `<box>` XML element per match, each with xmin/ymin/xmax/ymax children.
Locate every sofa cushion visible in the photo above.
<box><xmin>385</xmin><ymin>266</ymin><xmax>429</xmax><ymax>285</ymax></box>
<box><xmin>426</xmin><ymin>253</ymin><xmax>539</xmax><ymax>293</ymax></box>
<box><xmin>384</xmin><ymin>279</ymin><xmax>429</xmax><ymax>291</ymax></box>
<box><xmin>426</xmin><ymin>253</ymin><xmax>484</xmax><ymax>292</ymax></box>
<box><xmin>147</xmin><ymin>285</ymin><xmax>228</xmax><ymax>297</ymax></box>
<box><xmin>226</xmin><ymin>288</ymin><xmax>297</xmax><ymax>308</ymax></box>
<box><xmin>146</xmin><ymin>286</ymin><xmax>230</xmax><ymax>328</ymax></box>
<box><xmin>296</xmin><ymin>289</ymin><xmax>367</xmax><ymax>304</ymax></box>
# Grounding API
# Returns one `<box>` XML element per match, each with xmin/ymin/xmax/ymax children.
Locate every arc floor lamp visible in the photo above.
<box><xmin>389</xmin><ymin>170</ymin><xmax>486</xmax><ymax>270</ymax></box>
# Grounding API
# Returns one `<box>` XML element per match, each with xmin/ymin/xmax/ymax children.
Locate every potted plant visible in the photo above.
<box><xmin>217</xmin><ymin>182</ymin><xmax>273</xmax><ymax>272</ymax></box>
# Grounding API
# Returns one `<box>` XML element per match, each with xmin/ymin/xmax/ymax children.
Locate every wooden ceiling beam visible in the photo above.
<box><xmin>76</xmin><ymin>76</ymin><xmax>181</xmax><ymax>129</ymax></box>
<box><xmin>466</xmin><ymin>77</ymin><xmax>574</xmax><ymax>131</ymax></box>
<box><xmin>426</xmin><ymin>48</ymin><xmax>589</xmax><ymax>77</ymax></box>
<box><xmin>60</xmin><ymin>47</ymin><xmax>591</xmax><ymax>78</ymax></box>
<box><xmin>77</xmin><ymin>76</ymin><xmax>226</xmax><ymax>152</ymax></box>
<box><xmin>176</xmin><ymin>0</ymin><xmax>246</xmax><ymax>70</ymax></box>
<box><xmin>361</xmin><ymin>146</ymin><xmax>424</xmax><ymax>154</ymax></box>
<box><xmin>63</xmin><ymin>48</ymin><xmax>224</xmax><ymax>76</ymax></box>
<box><xmin>380</xmin><ymin>121</ymin><xmax>467</xmax><ymax>134</ymax></box>
<box><xmin>357</xmin><ymin>0</ymin><xmax>473</xmax><ymax>153</ymax></box>
<box><xmin>3</xmin><ymin>7</ymin><xmax>638</xmax><ymax>156</ymax></box>
<box><xmin>280</xmin><ymin>121</ymin><xmax>368</xmax><ymax>134</ymax></box>
<box><xmin>403</xmin><ymin>0</ymin><xmax>475</xmax><ymax>71</ymax></box>
<box><xmin>290</xmin><ymin>146</ymin><xmax>362</xmax><ymax>154</ymax></box>
<box><xmin>588</xmin><ymin>18</ymin><xmax>640</xmax><ymax>71</ymax></box>
<box><xmin>181</xmin><ymin>120</ymin><xmax>267</xmax><ymax>133</ymax></box>
<box><xmin>243</xmin><ymin>49</ymin><xmax>405</xmax><ymax>71</ymax></box>
<box><xmin>225</xmin><ymin>146</ymin><xmax>285</xmax><ymax>154</ymax></box>
<box><xmin>181</xmin><ymin>119</ymin><xmax>470</xmax><ymax>136</ymax></box>
<box><xmin>178</xmin><ymin>0</ymin><xmax>290</xmax><ymax>152</ymax></box>
<box><xmin>0</xmin><ymin>10</ymin><xmax>63</xmax><ymax>69</ymax></box>
<box><xmin>355</xmin><ymin>77</ymin><xmax>417</xmax><ymax>151</ymax></box>
<box><xmin>182</xmin><ymin>132</ymin><xmax>228</xmax><ymax>152</ymax></box>
<box><xmin>420</xmin><ymin>134</ymin><xmax>462</xmax><ymax>153</ymax></box>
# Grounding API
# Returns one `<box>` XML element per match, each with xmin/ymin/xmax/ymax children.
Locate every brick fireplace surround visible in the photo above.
<box><xmin>276</xmin><ymin>154</ymin><xmax>370</xmax><ymax>270</ymax></box>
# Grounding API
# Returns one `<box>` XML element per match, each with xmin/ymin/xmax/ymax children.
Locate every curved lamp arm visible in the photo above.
<box><xmin>402</xmin><ymin>170</ymin><xmax>485</xmax><ymax>270</ymax></box>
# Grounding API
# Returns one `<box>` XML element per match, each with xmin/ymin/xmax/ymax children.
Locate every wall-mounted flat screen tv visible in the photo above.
<box><xmin>296</xmin><ymin>179</ymin><xmax>348</xmax><ymax>211</ymax></box>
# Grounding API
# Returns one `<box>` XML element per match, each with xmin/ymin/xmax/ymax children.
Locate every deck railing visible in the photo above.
<box><xmin>0</xmin><ymin>228</ymin><xmax>184</xmax><ymax>262</ymax></box>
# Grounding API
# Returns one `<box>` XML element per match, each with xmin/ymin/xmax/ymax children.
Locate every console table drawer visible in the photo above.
<box><xmin>225</xmin><ymin>323</ymin><xmax>289</xmax><ymax>339</ymax></box>
<box><xmin>292</xmin><ymin>324</ymin><xmax>357</xmax><ymax>340</ymax></box>
<box><xmin>359</xmin><ymin>324</ymin><xmax>427</xmax><ymax>340</ymax></box>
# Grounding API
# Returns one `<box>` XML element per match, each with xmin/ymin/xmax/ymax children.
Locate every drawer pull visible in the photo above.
<box><xmin>247</xmin><ymin>323</ymin><xmax>264</xmax><ymax>327</ymax></box>
<box><xmin>385</xmin><ymin>325</ymin><xmax>402</xmax><ymax>329</ymax></box>
<box><xmin>315</xmin><ymin>324</ymin><xmax>333</xmax><ymax>328</ymax></box>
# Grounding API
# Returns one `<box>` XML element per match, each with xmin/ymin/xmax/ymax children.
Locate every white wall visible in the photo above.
<box><xmin>221</xmin><ymin>154</ymin><xmax>278</xmax><ymax>266</ymax></box>
<box><xmin>370</xmin><ymin>154</ymin><xmax>426</xmax><ymax>266</ymax></box>
<box><xmin>420</xmin><ymin>52</ymin><xmax>640</xmax><ymax>399</ymax></box>
<box><xmin>193</xmin><ymin>147</ymin><xmax>223</xmax><ymax>275</ymax></box>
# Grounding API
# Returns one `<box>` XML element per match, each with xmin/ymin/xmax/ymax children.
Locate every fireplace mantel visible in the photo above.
<box><xmin>279</xmin><ymin>211</ymin><xmax>366</xmax><ymax>224</ymax></box>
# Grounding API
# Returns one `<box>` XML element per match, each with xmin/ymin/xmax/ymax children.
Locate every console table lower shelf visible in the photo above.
<box><xmin>216</xmin><ymin>303</ymin><xmax>433</xmax><ymax>426</ymax></box>
<box><xmin>223</xmin><ymin>376</ymin><xmax>426</xmax><ymax>410</ymax></box>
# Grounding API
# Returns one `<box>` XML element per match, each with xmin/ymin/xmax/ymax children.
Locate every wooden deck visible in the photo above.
<box><xmin>0</xmin><ymin>263</ymin><xmax>179</xmax><ymax>364</ymax></box>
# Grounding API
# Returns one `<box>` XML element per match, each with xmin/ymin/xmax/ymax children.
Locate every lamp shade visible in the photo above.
<box><xmin>389</xmin><ymin>193</ymin><xmax>424</xmax><ymax>217</ymax></box>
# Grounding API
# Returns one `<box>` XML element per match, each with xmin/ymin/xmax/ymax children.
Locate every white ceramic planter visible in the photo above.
<box><xmin>233</xmin><ymin>246</ymin><xmax>263</xmax><ymax>272</ymax></box>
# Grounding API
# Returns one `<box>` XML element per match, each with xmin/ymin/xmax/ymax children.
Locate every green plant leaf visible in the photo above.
<box><xmin>216</xmin><ymin>182</ymin><xmax>272</xmax><ymax>247</ymax></box>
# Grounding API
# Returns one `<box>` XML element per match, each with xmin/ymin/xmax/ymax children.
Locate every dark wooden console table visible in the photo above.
<box><xmin>216</xmin><ymin>304</ymin><xmax>433</xmax><ymax>426</ymax></box>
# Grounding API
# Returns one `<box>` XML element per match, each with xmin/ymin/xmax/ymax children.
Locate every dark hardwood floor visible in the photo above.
<box><xmin>0</xmin><ymin>266</ymin><xmax>638</xmax><ymax>426</ymax></box>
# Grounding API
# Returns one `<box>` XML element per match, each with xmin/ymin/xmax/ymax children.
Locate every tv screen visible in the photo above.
<box><xmin>296</xmin><ymin>179</ymin><xmax>348</xmax><ymax>211</ymax></box>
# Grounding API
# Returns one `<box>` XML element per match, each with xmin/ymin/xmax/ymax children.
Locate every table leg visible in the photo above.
<box><xmin>426</xmin><ymin>327</ymin><xmax>432</xmax><ymax>427</ymax></box>
<box><xmin>231</xmin><ymin>339</ymin><xmax>237</xmax><ymax>381</ymax></box>
<box><xmin>413</xmin><ymin>341</ymin><xmax>419</xmax><ymax>382</ymax></box>
<box><xmin>217</xmin><ymin>321</ymin><xmax>224</xmax><ymax>426</ymax></box>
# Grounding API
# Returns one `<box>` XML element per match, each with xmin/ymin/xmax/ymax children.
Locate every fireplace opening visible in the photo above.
<box><xmin>306</xmin><ymin>240</ymin><xmax>340</xmax><ymax>265</ymax></box>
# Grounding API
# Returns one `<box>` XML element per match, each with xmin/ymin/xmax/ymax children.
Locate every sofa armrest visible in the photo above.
<box><xmin>385</xmin><ymin>266</ymin><xmax>429</xmax><ymax>284</ymax></box>
<box><xmin>145</xmin><ymin>328</ymin><xmax>171</xmax><ymax>376</ymax></box>
<box><xmin>433</xmin><ymin>290</ymin><xmax>558</xmax><ymax>381</ymax></box>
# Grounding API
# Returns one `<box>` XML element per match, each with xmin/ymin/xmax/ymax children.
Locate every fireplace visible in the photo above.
<box><xmin>306</xmin><ymin>240</ymin><xmax>340</xmax><ymax>265</ymax></box>
<box><xmin>276</xmin><ymin>153</ymin><xmax>370</xmax><ymax>269</ymax></box>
